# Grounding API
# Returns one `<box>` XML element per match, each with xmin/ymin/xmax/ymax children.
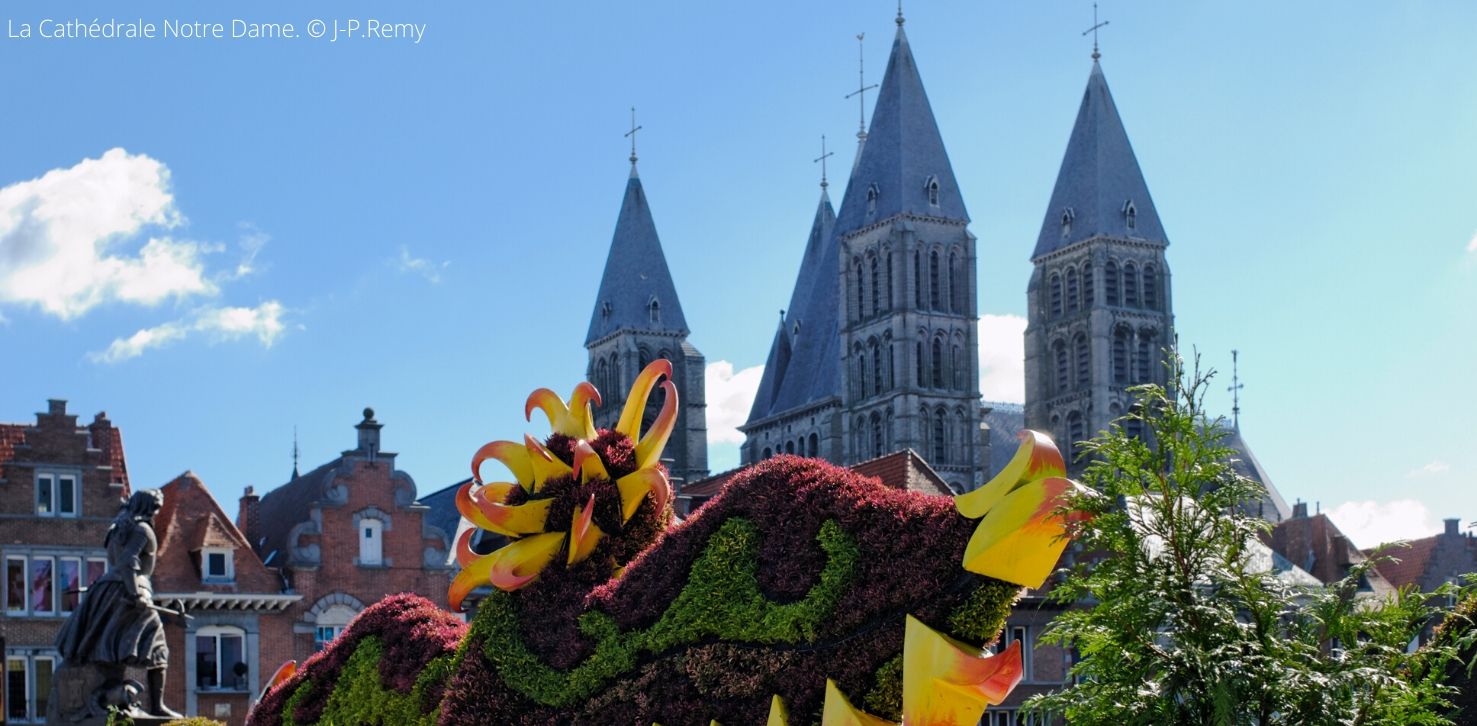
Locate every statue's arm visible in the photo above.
<box><xmin>119</xmin><ymin>525</ymin><xmax>154</xmax><ymax>606</ymax></box>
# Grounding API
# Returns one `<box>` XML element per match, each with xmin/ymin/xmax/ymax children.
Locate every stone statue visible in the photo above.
<box><xmin>49</xmin><ymin>489</ymin><xmax>184</xmax><ymax>723</ymax></box>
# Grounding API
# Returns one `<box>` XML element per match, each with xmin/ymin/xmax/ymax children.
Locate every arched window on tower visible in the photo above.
<box><xmin>870</xmin><ymin>256</ymin><xmax>881</xmax><ymax>317</ymax></box>
<box><xmin>858</xmin><ymin>348</ymin><xmax>869</xmax><ymax>400</ymax></box>
<box><xmin>1067</xmin><ymin>411</ymin><xmax>1085</xmax><ymax>464</ymax></box>
<box><xmin>932</xmin><ymin>338</ymin><xmax>944</xmax><ymax>389</ymax></box>
<box><xmin>870</xmin><ymin>339</ymin><xmax>882</xmax><ymax>395</ymax></box>
<box><xmin>916</xmin><ymin>340</ymin><xmax>925</xmax><ymax>387</ymax></box>
<box><xmin>608</xmin><ymin>353</ymin><xmax>621</xmax><ymax>400</ymax></box>
<box><xmin>929</xmin><ymin>251</ymin><xmax>941</xmax><ymax>310</ymax></box>
<box><xmin>1049</xmin><ymin>273</ymin><xmax>1063</xmax><ymax>317</ymax></box>
<box><xmin>762</xmin><ymin>447</ymin><xmax>772</xmax><ymax>459</ymax></box>
<box><xmin>595</xmin><ymin>359</ymin><xmax>608</xmax><ymax>399</ymax></box>
<box><xmin>949</xmin><ymin>251</ymin><xmax>964</xmax><ymax>313</ymax></box>
<box><xmin>915</xmin><ymin>250</ymin><xmax>924</xmax><ymax>308</ymax></box>
<box><xmin>807</xmin><ymin>433</ymin><xmax>818</xmax><ymax>458</ymax></box>
<box><xmin>1074</xmin><ymin>333</ymin><xmax>1090</xmax><ymax>389</ymax></box>
<box><xmin>1124</xmin><ymin>262</ymin><xmax>1139</xmax><ymax>307</ymax></box>
<box><xmin>1053</xmin><ymin>340</ymin><xmax>1069</xmax><ymax>394</ymax></box>
<box><xmin>926</xmin><ymin>176</ymin><xmax>940</xmax><ymax>207</ymax></box>
<box><xmin>1066</xmin><ymin>268</ymin><xmax>1080</xmax><ymax>313</ymax></box>
<box><xmin>1112</xmin><ymin>327</ymin><xmax>1130</xmax><ymax>384</ymax></box>
<box><xmin>1143</xmin><ymin>264</ymin><xmax>1158</xmax><ymax>310</ymax></box>
<box><xmin>871</xmin><ymin>412</ymin><xmax>883</xmax><ymax>458</ymax></box>
<box><xmin>1123</xmin><ymin>200</ymin><xmax>1138</xmax><ymax>231</ymax></box>
<box><xmin>854</xmin><ymin>417</ymin><xmax>865</xmax><ymax>458</ymax></box>
<box><xmin>1136</xmin><ymin>329</ymin><xmax>1154</xmax><ymax>384</ymax></box>
<box><xmin>885</xmin><ymin>252</ymin><xmax>894</xmax><ymax>309</ymax></box>
<box><xmin>887</xmin><ymin>337</ymin><xmax>896</xmax><ymax>389</ymax></box>
<box><xmin>932</xmin><ymin>409</ymin><xmax>948</xmax><ymax>465</ymax></box>
<box><xmin>867</xmin><ymin>183</ymin><xmax>879</xmax><ymax>216</ymax></box>
<box><xmin>785</xmin><ymin>441</ymin><xmax>795</xmax><ymax>455</ymax></box>
<box><xmin>952</xmin><ymin>344</ymin><xmax>964</xmax><ymax>390</ymax></box>
<box><xmin>1061</xmin><ymin>208</ymin><xmax>1074</xmax><ymax>239</ymax></box>
<box><xmin>1081</xmin><ymin>262</ymin><xmax>1094</xmax><ymax>307</ymax></box>
<box><xmin>1105</xmin><ymin>261</ymin><xmax>1120</xmax><ymax>306</ymax></box>
<box><xmin>855</xmin><ymin>260</ymin><xmax>865</xmax><ymax>321</ymax></box>
<box><xmin>648</xmin><ymin>298</ymin><xmax>661</xmax><ymax>324</ymax></box>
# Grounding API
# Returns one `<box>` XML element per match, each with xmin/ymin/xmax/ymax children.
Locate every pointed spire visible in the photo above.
<box><xmin>834</xmin><ymin>14</ymin><xmax>968</xmax><ymax>234</ymax></box>
<box><xmin>1032</xmin><ymin>61</ymin><xmax>1166</xmax><ymax>258</ymax></box>
<box><xmin>291</xmin><ymin>426</ymin><xmax>300</xmax><ymax>479</ymax></box>
<box><xmin>585</xmin><ymin>162</ymin><xmax>689</xmax><ymax>346</ymax></box>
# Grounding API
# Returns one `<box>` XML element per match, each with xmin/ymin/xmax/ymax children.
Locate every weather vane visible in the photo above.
<box><xmin>1228</xmin><ymin>349</ymin><xmax>1245</xmax><ymax>430</ymax></box>
<box><xmin>1083</xmin><ymin>2</ymin><xmax>1109</xmax><ymax>61</ymax></box>
<box><xmin>625</xmin><ymin>106</ymin><xmax>642</xmax><ymax>167</ymax></box>
<box><xmin>814</xmin><ymin>134</ymin><xmax>834</xmax><ymax>189</ymax></box>
<box><xmin>845</xmin><ymin>33</ymin><xmax>878</xmax><ymax>144</ymax></box>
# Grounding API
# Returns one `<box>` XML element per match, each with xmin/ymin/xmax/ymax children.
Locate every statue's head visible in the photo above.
<box><xmin>125</xmin><ymin>489</ymin><xmax>164</xmax><ymax>521</ymax></box>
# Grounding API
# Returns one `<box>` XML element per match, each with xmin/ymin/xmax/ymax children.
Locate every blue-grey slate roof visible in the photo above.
<box><xmin>834</xmin><ymin>25</ymin><xmax>969</xmax><ymax>235</ymax></box>
<box><xmin>585</xmin><ymin>168</ymin><xmax>689</xmax><ymax>345</ymax></box>
<box><xmin>1033</xmin><ymin>61</ymin><xmax>1167</xmax><ymax>259</ymax></box>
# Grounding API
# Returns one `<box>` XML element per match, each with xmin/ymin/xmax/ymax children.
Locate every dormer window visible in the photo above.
<box><xmin>647</xmin><ymin>297</ymin><xmax>660</xmax><ymax>324</ymax></box>
<box><xmin>866</xmin><ymin>183</ymin><xmax>879</xmax><ymax>215</ymax></box>
<box><xmin>202</xmin><ymin>547</ymin><xmax>234</xmax><ymax>582</ymax></box>
<box><xmin>1061</xmin><ymin>207</ymin><xmax>1075</xmax><ymax>239</ymax></box>
<box><xmin>924</xmin><ymin>176</ymin><xmax>940</xmax><ymax>207</ymax></box>
<box><xmin>1123</xmin><ymin>200</ymin><xmax>1138</xmax><ymax>231</ymax></box>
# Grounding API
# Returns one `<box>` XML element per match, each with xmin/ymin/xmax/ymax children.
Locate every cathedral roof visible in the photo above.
<box><xmin>834</xmin><ymin>24</ymin><xmax>968</xmax><ymax>235</ymax></box>
<box><xmin>585</xmin><ymin>168</ymin><xmax>689</xmax><ymax>345</ymax></box>
<box><xmin>747</xmin><ymin>191</ymin><xmax>840</xmax><ymax>423</ymax></box>
<box><xmin>1033</xmin><ymin>61</ymin><xmax>1167</xmax><ymax>259</ymax></box>
<box><xmin>1221</xmin><ymin>425</ymin><xmax>1294</xmax><ymax>523</ymax></box>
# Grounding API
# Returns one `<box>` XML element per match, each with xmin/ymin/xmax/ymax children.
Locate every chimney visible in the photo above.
<box><xmin>239</xmin><ymin>485</ymin><xmax>261</xmax><ymax>550</ymax></box>
<box><xmin>1293</xmin><ymin>500</ymin><xmax>1308</xmax><ymax>519</ymax></box>
<box><xmin>47</xmin><ymin>399</ymin><xmax>67</xmax><ymax>416</ymax></box>
<box><xmin>1444</xmin><ymin>518</ymin><xmax>1460</xmax><ymax>537</ymax></box>
<box><xmin>356</xmin><ymin>407</ymin><xmax>382</xmax><ymax>458</ymax></box>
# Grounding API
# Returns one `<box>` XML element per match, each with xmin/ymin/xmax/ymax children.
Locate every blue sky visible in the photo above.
<box><xmin>1</xmin><ymin>2</ymin><xmax>1473</xmax><ymax>550</ymax></box>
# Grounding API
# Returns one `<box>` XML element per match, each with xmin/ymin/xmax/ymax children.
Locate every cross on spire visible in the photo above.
<box><xmin>896</xmin><ymin>0</ymin><xmax>905</xmax><ymax>26</ymax></box>
<box><xmin>625</xmin><ymin>106</ymin><xmax>643</xmax><ymax>167</ymax></box>
<box><xmin>845</xmin><ymin>33</ymin><xmax>879</xmax><ymax>144</ymax></box>
<box><xmin>1083</xmin><ymin>2</ymin><xmax>1110</xmax><ymax>61</ymax></box>
<box><xmin>1228</xmin><ymin>349</ymin><xmax>1245</xmax><ymax>430</ymax></box>
<box><xmin>814</xmin><ymin>134</ymin><xmax>835</xmax><ymax>189</ymax></box>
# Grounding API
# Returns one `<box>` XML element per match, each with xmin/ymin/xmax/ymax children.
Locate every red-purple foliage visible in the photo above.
<box><xmin>251</xmin><ymin>593</ymin><xmax>466</xmax><ymax>726</ymax></box>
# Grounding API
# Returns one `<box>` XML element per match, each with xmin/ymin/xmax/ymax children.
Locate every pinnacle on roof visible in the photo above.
<box><xmin>834</xmin><ymin>22</ymin><xmax>968</xmax><ymax>235</ymax></box>
<box><xmin>1033</xmin><ymin>61</ymin><xmax>1167</xmax><ymax>258</ymax></box>
<box><xmin>585</xmin><ymin>167</ymin><xmax>689</xmax><ymax>346</ymax></box>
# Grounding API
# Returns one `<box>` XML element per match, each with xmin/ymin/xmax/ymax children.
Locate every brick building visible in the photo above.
<box><xmin>239</xmin><ymin>408</ymin><xmax>454</xmax><ymax>667</ymax></box>
<box><xmin>153</xmin><ymin>473</ymin><xmax>298</xmax><ymax>725</ymax></box>
<box><xmin>1</xmin><ymin>400</ymin><xmax>128</xmax><ymax>724</ymax></box>
<box><xmin>1369</xmin><ymin>517</ymin><xmax>1477</xmax><ymax>594</ymax></box>
<box><xmin>1262</xmin><ymin>502</ymin><xmax>1397</xmax><ymax>598</ymax></box>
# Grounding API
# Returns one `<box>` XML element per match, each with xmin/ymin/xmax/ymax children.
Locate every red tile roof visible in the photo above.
<box><xmin>851</xmin><ymin>449</ymin><xmax>955</xmax><ymax>497</ymax></box>
<box><xmin>680</xmin><ymin>468</ymin><xmax>742</xmax><ymax>499</ymax></box>
<box><xmin>1262</xmin><ymin>514</ymin><xmax>1396</xmax><ymax>595</ymax></box>
<box><xmin>154</xmin><ymin>472</ymin><xmax>282</xmax><ymax>594</ymax></box>
<box><xmin>1370</xmin><ymin>536</ymin><xmax>1439</xmax><ymax>590</ymax></box>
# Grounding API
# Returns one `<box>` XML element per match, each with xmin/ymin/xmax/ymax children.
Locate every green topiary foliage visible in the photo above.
<box><xmin>282</xmin><ymin>637</ymin><xmax>454</xmax><ymax>726</ymax></box>
<box><xmin>946</xmin><ymin>579</ymin><xmax>1021</xmax><ymax>644</ymax></box>
<box><xmin>472</xmin><ymin>517</ymin><xmax>858</xmax><ymax>707</ymax></box>
<box><xmin>865</xmin><ymin>655</ymin><xmax>904</xmax><ymax>722</ymax></box>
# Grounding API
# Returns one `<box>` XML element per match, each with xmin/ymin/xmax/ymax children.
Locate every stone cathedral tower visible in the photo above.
<box><xmin>1024</xmin><ymin>57</ymin><xmax>1175</xmax><ymax>470</ymax></box>
<box><xmin>743</xmin><ymin>14</ymin><xmax>985</xmax><ymax>492</ymax></box>
<box><xmin>586</xmin><ymin>160</ymin><xmax>709</xmax><ymax>487</ymax></box>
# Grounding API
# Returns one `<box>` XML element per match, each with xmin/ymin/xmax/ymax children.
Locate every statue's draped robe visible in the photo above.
<box><xmin>55</xmin><ymin>521</ymin><xmax>169</xmax><ymax>667</ymax></box>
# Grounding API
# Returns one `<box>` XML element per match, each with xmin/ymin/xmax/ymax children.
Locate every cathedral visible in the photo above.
<box><xmin>583</xmin><ymin>8</ymin><xmax>1290</xmax><ymax>518</ymax></box>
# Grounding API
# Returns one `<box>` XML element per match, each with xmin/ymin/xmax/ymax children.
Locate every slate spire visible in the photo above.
<box><xmin>1033</xmin><ymin>60</ymin><xmax>1167</xmax><ymax>259</ymax></box>
<box><xmin>585</xmin><ymin>167</ymin><xmax>689</xmax><ymax>345</ymax></box>
<box><xmin>834</xmin><ymin>22</ymin><xmax>967</xmax><ymax>234</ymax></box>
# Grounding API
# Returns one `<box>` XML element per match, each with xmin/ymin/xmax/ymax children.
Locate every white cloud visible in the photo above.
<box><xmin>978</xmin><ymin>314</ymin><xmax>1026</xmax><ymax>403</ymax></box>
<box><xmin>89</xmin><ymin>301</ymin><xmax>287</xmax><ymax>364</ymax></box>
<box><xmin>0</xmin><ymin>148</ymin><xmax>223</xmax><ymax>319</ymax></box>
<box><xmin>1326</xmin><ymin>499</ymin><xmax>1442</xmax><ymax>550</ymax></box>
<box><xmin>1406</xmin><ymin>460</ymin><xmax>1451</xmax><ymax>478</ymax></box>
<box><xmin>397</xmin><ymin>246</ymin><xmax>449</xmax><ymax>284</ymax></box>
<box><xmin>225</xmin><ymin>224</ymin><xmax>269</xmax><ymax>280</ymax></box>
<box><xmin>705</xmin><ymin>360</ymin><xmax>764</xmax><ymax>445</ymax></box>
<box><xmin>1467</xmin><ymin>230</ymin><xmax>1477</xmax><ymax>253</ymax></box>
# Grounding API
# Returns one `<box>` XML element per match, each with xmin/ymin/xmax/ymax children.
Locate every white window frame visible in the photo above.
<box><xmin>33</xmin><ymin>472</ymin><xmax>79</xmax><ymax>518</ymax></box>
<box><xmin>5</xmin><ymin>556</ymin><xmax>26</xmax><ymax>613</ymax></box>
<box><xmin>202</xmin><ymin>547</ymin><xmax>235</xmax><ymax>583</ymax></box>
<box><xmin>6</xmin><ymin>653</ymin><xmax>57</xmax><ymax>724</ymax></box>
<box><xmin>194</xmin><ymin>625</ymin><xmax>248</xmax><ymax>692</ymax></box>
<box><xmin>359</xmin><ymin>519</ymin><xmax>384</xmax><ymax>566</ymax></box>
<box><xmin>1008</xmin><ymin>625</ymin><xmax>1032</xmax><ymax>682</ymax></box>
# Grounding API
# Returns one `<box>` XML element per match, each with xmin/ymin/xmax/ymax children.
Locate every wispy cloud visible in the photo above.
<box><xmin>89</xmin><ymin>301</ymin><xmax>287</xmax><ymax>364</ymax></box>
<box><xmin>1326</xmin><ymin>499</ymin><xmax>1442</xmax><ymax>550</ymax></box>
<box><xmin>0</xmin><ymin>148</ymin><xmax>223</xmax><ymax>319</ymax></box>
<box><xmin>705</xmin><ymin>360</ymin><xmax>764</xmax><ymax>445</ymax></box>
<box><xmin>1406</xmin><ymin>460</ymin><xmax>1451</xmax><ymax>478</ymax></box>
<box><xmin>224</xmin><ymin>224</ymin><xmax>269</xmax><ymax>280</ymax></box>
<box><xmin>397</xmin><ymin>246</ymin><xmax>449</xmax><ymax>284</ymax></box>
<box><xmin>1467</xmin><ymin>230</ymin><xmax>1477</xmax><ymax>253</ymax></box>
<box><xmin>979</xmin><ymin>314</ymin><xmax>1026</xmax><ymax>403</ymax></box>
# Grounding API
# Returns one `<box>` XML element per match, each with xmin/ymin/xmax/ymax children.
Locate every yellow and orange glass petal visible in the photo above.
<box><xmin>265</xmin><ymin>659</ymin><xmax>296</xmax><ymax>694</ymax></box>
<box><xmin>472</xmin><ymin>491</ymin><xmax>553</xmax><ymax>537</ymax></box>
<box><xmin>449</xmin><ymin>547</ymin><xmax>498</xmax><ymax>610</ymax></box>
<box><xmin>633</xmin><ymin>380</ymin><xmax>679</xmax><ymax>471</ymax></box>
<box><xmin>567</xmin><ymin>493</ymin><xmax>605</xmax><ymax>565</ymax></box>
<box><xmin>616</xmin><ymin>359</ymin><xmax>674</xmax><ymax>440</ymax></box>
<box><xmin>573</xmin><ymin>441</ymin><xmax>611</xmax><ymax>484</ymax></box>
<box><xmin>821</xmin><ymin>679</ymin><xmax>896</xmax><ymax>726</ymax></box>
<box><xmin>525</xmin><ymin>382</ymin><xmax>602</xmax><ymax>440</ymax></box>
<box><xmin>955</xmin><ymin>430</ymin><xmax>1065</xmax><ymax>519</ymax></box>
<box><xmin>487</xmin><ymin>531</ymin><xmax>566</xmax><ymax>592</ymax></box>
<box><xmin>616</xmin><ymin>467</ymin><xmax>670</xmax><ymax>523</ymax></box>
<box><xmin>961</xmin><ymin>476</ymin><xmax>1090</xmax><ymax>590</ymax></box>
<box><xmin>902</xmin><ymin>616</ymin><xmax>1022</xmax><ymax>726</ymax></box>
<box><xmin>471</xmin><ymin>440</ymin><xmax>534</xmax><ymax>489</ymax></box>
<box><xmin>766</xmin><ymin>694</ymin><xmax>791</xmax><ymax>726</ymax></box>
<box><xmin>455</xmin><ymin>482</ymin><xmax>503</xmax><ymax>533</ymax></box>
<box><xmin>454</xmin><ymin>526</ymin><xmax>480</xmax><ymax>568</ymax></box>
<box><xmin>524</xmin><ymin>434</ymin><xmax>573</xmax><ymax>491</ymax></box>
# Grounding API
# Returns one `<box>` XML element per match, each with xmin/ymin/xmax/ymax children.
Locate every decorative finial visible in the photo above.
<box><xmin>845</xmin><ymin>34</ymin><xmax>878</xmax><ymax>144</ymax></box>
<box><xmin>1083</xmin><ymin>2</ymin><xmax>1109</xmax><ymax>61</ymax></box>
<box><xmin>896</xmin><ymin>0</ymin><xmax>905</xmax><ymax>26</ymax></box>
<box><xmin>625</xmin><ymin>106</ymin><xmax>643</xmax><ymax>168</ymax></box>
<box><xmin>1228</xmin><ymin>349</ymin><xmax>1245</xmax><ymax>430</ymax></box>
<box><xmin>292</xmin><ymin>425</ymin><xmax>300</xmax><ymax>479</ymax></box>
<box><xmin>813</xmin><ymin>134</ymin><xmax>835</xmax><ymax>190</ymax></box>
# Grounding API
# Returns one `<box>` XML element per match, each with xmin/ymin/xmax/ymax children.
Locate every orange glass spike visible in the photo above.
<box><xmin>616</xmin><ymin>359</ymin><xmax>673</xmax><ymax>439</ymax></box>
<box><xmin>487</xmin><ymin>531</ymin><xmax>565</xmax><ymax>592</ymax></box>
<box><xmin>956</xmin><ymin>430</ymin><xmax>1065</xmax><ymax>519</ymax></box>
<box><xmin>471</xmin><ymin>490</ymin><xmax>552</xmax><ymax>537</ymax></box>
<box><xmin>567</xmin><ymin>493</ymin><xmax>604</xmax><ymax>565</ymax></box>
<box><xmin>961</xmin><ymin>476</ymin><xmax>1091</xmax><ymax>589</ymax></box>
<box><xmin>573</xmin><ymin>441</ymin><xmax>611</xmax><ymax>483</ymax></box>
<box><xmin>766</xmin><ymin>695</ymin><xmax>791</xmax><ymax>726</ymax></box>
<box><xmin>524</xmin><ymin>434</ymin><xmax>572</xmax><ymax>491</ymax></box>
<box><xmin>471</xmin><ymin>439</ymin><xmax>534</xmax><ymax>488</ymax></box>
<box><xmin>821</xmin><ymin>679</ymin><xmax>896</xmax><ymax>726</ymax></box>
<box><xmin>633</xmin><ymin>380</ymin><xmax>678</xmax><ymax>470</ymax></box>
<box><xmin>902</xmin><ymin>616</ymin><xmax>1022</xmax><ymax>726</ymax></box>
<box><xmin>616</xmin><ymin>467</ymin><xmax>669</xmax><ymax>522</ymax></box>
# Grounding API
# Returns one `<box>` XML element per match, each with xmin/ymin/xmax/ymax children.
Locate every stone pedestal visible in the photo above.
<box><xmin>45</xmin><ymin>661</ymin><xmax>171</xmax><ymax>725</ymax></box>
